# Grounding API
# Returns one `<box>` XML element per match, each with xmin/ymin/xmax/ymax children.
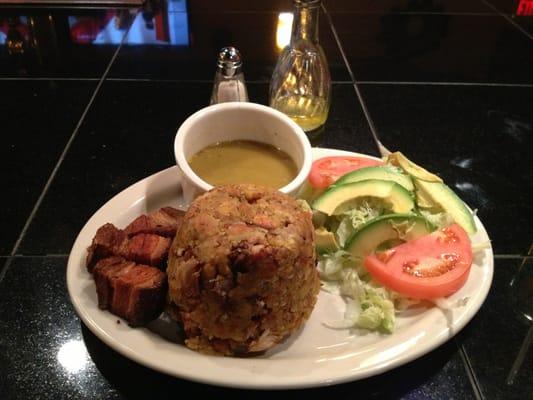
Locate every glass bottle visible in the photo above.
<box><xmin>269</xmin><ymin>0</ymin><xmax>331</xmax><ymax>133</ymax></box>
<box><xmin>210</xmin><ymin>47</ymin><xmax>249</xmax><ymax>104</ymax></box>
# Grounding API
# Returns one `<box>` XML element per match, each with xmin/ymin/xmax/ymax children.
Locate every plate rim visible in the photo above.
<box><xmin>67</xmin><ymin>148</ymin><xmax>494</xmax><ymax>389</ymax></box>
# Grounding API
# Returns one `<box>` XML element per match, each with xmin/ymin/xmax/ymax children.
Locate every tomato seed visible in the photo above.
<box><xmin>402</xmin><ymin>254</ymin><xmax>459</xmax><ymax>278</ymax></box>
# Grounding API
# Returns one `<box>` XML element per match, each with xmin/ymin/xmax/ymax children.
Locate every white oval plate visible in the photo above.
<box><xmin>67</xmin><ymin>148</ymin><xmax>493</xmax><ymax>390</ymax></box>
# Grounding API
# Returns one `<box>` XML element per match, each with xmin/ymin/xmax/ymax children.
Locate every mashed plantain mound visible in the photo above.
<box><xmin>166</xmin><ymin>184</ymin><xmax>319</xmax><ymax>355</ymax></box>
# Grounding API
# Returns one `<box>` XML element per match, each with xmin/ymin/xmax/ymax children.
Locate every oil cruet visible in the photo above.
<box><xmin>269</xmin><ymin>0</ymin><xmax>331</xmax><ymax>133</ymax></box>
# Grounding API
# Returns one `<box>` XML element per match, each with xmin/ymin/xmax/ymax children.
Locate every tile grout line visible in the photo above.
<box><xmin>0</xmin><ymin>21</ymin><xmax>134</xmax><ymax>285</ymax></box>
<box><xmin>356</xmin><ymin>81</ymin><xmax>533</xmax><ymax>88</ymax></box>
<box><xmin>494</xmin><ymin>254</ymin><xmax>528</xmax><ymax>259</ymax></box>
<box><xmin>322</xmin><ymin>3</ymin><xmax>355</xmax><ymax>82</ymax></box>
<box><xmin>0</xmin><ymin>77</ymin><xmax>273</xmax><ymax>84</ymax></box>
<box><xmin>0</xmin><ymin>77</ymin><xmax>101</xmax><ymax>81</ymax></box>
<box><xmin>0</xmin><ymin>257</ymin><xmax>12</xmax><ymax>284</ymax></box>
<box><xmin>457</xmin><ymin>339</ymin><xmax>485</xmax><ymax>400</ymax></box>
<box><xmin>2</xmin><ymin>77</ymin><xmax>533</xmax><ymax>88</ymax></box>
<box><xmin>104</xmin><ymin>78</ymin><xmax>354</xmax><ymax>84</ymax></box>
<box><xmin>322</xmin><ymin>4</ymin><xmax>384</xmax><ymax>154</ymax></box>
<box><xmin>12</xmin><ymin>254</ymin><xmax>70</xmax><ymax>258</ymax></box>
<box><xmin>481</xmin><ymin>0</ymin><xmax>533</xmax><ymax>41</ymax></box>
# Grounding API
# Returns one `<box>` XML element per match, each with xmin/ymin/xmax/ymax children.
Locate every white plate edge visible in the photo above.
<box><xmin>66</xmin><ymin>148</ymin><xmax>494</xmax><ymax>389</ymax></box>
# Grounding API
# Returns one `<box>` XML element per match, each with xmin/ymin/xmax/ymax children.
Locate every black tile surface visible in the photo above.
<box><xmin>459</xmin><ymin>257</ymin><xmax>533</xmax><ymax>399</ymax></box>
<box><xmin>0</xmin><ymin>80</ymin><xmax>96</xmax><ymax>255</ymax></box>
<box><xmin>514</xmin><ymin>15</ymin><xmax>533</xmax><ymax>35</ymax></box>
<box><xmin>314</xmin><ymin>84</ymin><xmax>380</xmax><ymax>153</ymax></box>
<box><xmin>324</xmin><ymin>0</ymin><xmax>494</xmax><ymax>14</ymax></box>
<box><xmin>0</xmin><ymin>8</ymin><xmax>137</xmax><ymax>78</ymax></box>
<box><xmin>358</xmin><ymin>83</ymin><xmax>533</xmax><ymax>255</ymax></box>
<box><xmin>331</xmin><ymin>13</ymin><xmax>533</xmax><ymax>83</ymax></box>
<box><xmin>0</xmin><ymin>257</ymin><xmax>475</xmax><ymax>400</ymax></box>
<box><xmin>0</xmin><ymin>257</ymin><xmax>117</xmax><ymax>400</ymax></box>
<box><xmin>476</xmin><ymin>0</ymin><xmax>533</xmax><ymax>36</ymax></box>
<box><xmin>486</xmin><ymin>0</ymin><xmax>533</xmax><ymax>15</ymax></box>
<box><xmin>18</xmin><ymin>82</ymin><xmax>378</xmax><ymax>255</ymax></box>
<box><xmin>17</xmin><ymin>80</ymin><xmax>206</xmax><ymax>255</ymax></box>
<box><xmin>108</xmin><ymin>5</ymin><xmax>350</xmax><ymax>81</ymax></box>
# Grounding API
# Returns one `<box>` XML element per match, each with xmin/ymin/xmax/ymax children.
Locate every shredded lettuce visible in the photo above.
<box><xmin>331</xmin><ymin>200</ymin><xmax>384</xmax><ymax>247</ymax></box>
<box><xmin>471</xmin><ymin>240</ymin><xmax>491</xmax><ymax>252</ymax></box>
<box><xmin>432</xmin><ymin>297</ymin><xmax>469</xmax><ymax>309</ymax></box>
<box><xmin>418</xmin><ymin>210</ymin><xmax>453</xmax><ymax>230</ymax></box>
<box><xmin>318</xmin><ymin>250</ymin><xmax>419</xmax><ymax>333</ymax></box>
<box><xmin>318</xmin><ymin>250</ymin><xmax>356</xmax><ymax>281</ymax></box>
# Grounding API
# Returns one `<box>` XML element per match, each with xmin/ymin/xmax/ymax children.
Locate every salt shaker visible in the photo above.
<box><xmin>210</xmin><ymin>47</ymin><xmax>249</xmax><ymax>104</ymax></box>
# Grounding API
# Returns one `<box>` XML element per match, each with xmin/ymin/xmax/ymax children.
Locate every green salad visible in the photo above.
<box><xmin>299</xmin><ymin>152</ymin><xmax>489</xmax><ymax>333</ymax></box>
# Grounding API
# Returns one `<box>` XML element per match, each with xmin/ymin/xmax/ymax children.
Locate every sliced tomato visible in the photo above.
<box><xmin>364</xmin><ymin>224</ymin><xmax>473</xmax><ymax>299</ymax></box>
<box><xmin>308</xmin><ymin>156</ymin><xmax>384</xmax><ymax>189</ymax></box>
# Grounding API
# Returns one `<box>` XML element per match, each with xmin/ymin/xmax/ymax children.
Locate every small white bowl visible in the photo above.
<box><xmin>174</xmin><ymin>102</ymin><xmax>312</xmax><ymax>204</ymax></box>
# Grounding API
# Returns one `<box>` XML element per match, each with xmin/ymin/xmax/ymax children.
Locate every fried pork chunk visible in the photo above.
<box><xmin>85</xmin><ymin>207</ymin><xmax>184</xmax><ymax>272</ymax></box>
<box><xmin>124</xmin><ymin>207</ymin><xmax>185</xmax><ymax>237</ymax></box>
<box><xmin>85</xmin><ymin>207</ymin><xmax>184</xmax><ymax>326</ymax></box>
<box><xmin>167</xmin><ymin>184</ymin><xmax>319</xmax><ymax>356</ymax></box>
<box><xmin>86</xmin><ymin>224</ymin><xmax>171</xmax><ymax>272</ymax></box>
<box><xmin>93</xmin><ymin>256</ymin><xmax>167</xmax><ymax>326</ymax></box>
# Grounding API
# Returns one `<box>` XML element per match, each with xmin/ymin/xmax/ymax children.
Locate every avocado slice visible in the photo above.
<box><xmin>345</xmin><ymin>214</ymin><xmax>434</xmax><ymax>260</ymax></box>
<box><xmin>414</xmin><ymin>184</ymin><xmax>435</xmax><ymax>209</ymax></box>
<box><xmin>414</xmin><ymin>179</ymin><xmax>477</xmax><ymax>235</ymax></box>
<box><xmin>297</xmin><ymin>181</ymin><xmax>325</xmax><ymax>203</ymax></box>
<box><xmin>334</xmin><ymin>166</ymin><xmax>414</xmax><ymax>191</ymax></box>
<box><xmin>387</xmin><ymin>152</ymin><xmax>443</xmax><ymax>183</ymax></box>
<box><xmin>315</xmin><ymin>227</ymin><xmax>340</xmax><ymax>254</ymax></box>
<box><xmin>312</xmin><ymin>179</ymin><xmax>415</xmax><ymax>216</ymax></box>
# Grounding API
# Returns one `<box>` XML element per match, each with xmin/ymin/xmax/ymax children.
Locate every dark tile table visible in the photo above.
<box><xmin>329</xmin><ymin>12</ymin><xmax>533</xmax><ymax>84</ymax></box>
<box><xmin>1</xmin><ymin>1</ymin><xmax>531</xmax><ymax>399</ymax></box>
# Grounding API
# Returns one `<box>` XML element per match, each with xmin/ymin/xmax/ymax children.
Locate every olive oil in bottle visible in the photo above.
<box><xmin>269</xmin><ymin>0</ymin><xmax>331</xmax><ymax>133</ymax></box>
<box><xmin>270</xmin><ymin>95</ymin><xmax>329</xmax><ymax>132</ymax></box>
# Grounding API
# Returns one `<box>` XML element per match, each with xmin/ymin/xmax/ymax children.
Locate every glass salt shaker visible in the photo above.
<box><xmin>269</xmin><ymin>0</ymin><xmax>331</xmax><ymax>133</ymax></box>
<box><xmin>210</xmin><ymin>47</ymin><xmax>249</xmax><ymax>104</ymax></box>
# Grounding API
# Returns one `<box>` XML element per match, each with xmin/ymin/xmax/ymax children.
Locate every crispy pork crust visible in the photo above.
<box><xmin>86</xmin><ymin>224</ymin><xmax>172</xmax><ymax>272</ymax></box>
<box><xmin>93</xmin><ymin>256</ymin><xmax>167</xmax><ymax>326</ymax></box>
<box><xmin>86</xmin><ymin>207</ymin><xmax>183</xmax><ymax>326</ymax></box>
<box><xmin>124</xmin><ymin>207</ymin><xmax>185</xmax><ymax>238</ymax></box>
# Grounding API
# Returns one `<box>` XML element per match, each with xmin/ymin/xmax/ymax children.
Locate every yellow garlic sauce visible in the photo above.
<box><xmin>188</xmin><ymin>140</ymin><xmax>298</xmax><ymax>189</ymax></box>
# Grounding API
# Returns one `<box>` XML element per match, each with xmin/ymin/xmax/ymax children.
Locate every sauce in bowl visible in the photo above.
<box><xmin>188</xmin><ymin>140</ymin><xmax>298</xmax><ymax>189</ymax></box>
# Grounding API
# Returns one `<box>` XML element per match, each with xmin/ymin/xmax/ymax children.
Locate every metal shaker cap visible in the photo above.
<box><xmin>217</xmin><ymin>47</ymin><xmax>243</xmax><ymax>77</ymax></box>
<box><xmin>294</xmin><ymin>0</ymin><xmax>321</xmax><ymax>6</ymax></box>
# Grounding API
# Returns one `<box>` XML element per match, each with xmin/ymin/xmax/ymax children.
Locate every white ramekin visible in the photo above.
<box><xmin>174</xmin><ymin>102</ymin><xmax>312</xmax><ymax>204</ymax></box>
